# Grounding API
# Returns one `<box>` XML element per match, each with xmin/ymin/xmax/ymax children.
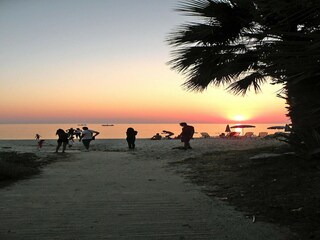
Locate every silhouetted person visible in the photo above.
<box><xmin>179</xmin><ymin>122</ymin><xmax>195</xmax><ymax>149</ymax></box>
<box><xmin>74</xmin><ymin>128</ymin><xmax>82</xmax><ymax>140</ymax></box>
<box><xmin>151</xmin><ymin>133</ymin><xmax>162</xmax><ymax>140</ymax></box>
<box><xmin>67</xmin><ymin>128</ymin><xmax>75</xmax><ymax>138</ymax></box>
<box><xmin>55</xmin><ymin>129</ymin><xmax>69</xmax><ymax>153</ymax></box>
<box><xmin>219</xmin><ymin>133</ymin><xmax>226</xmax><ymax>138</ymax></box>
<box><xmin>126</xmin><ymin>127</ymin><xmax>138</xmax><ymax>149</ymax></box>
<box><xmin>38</xmin><ymin>140</ymin><xmax>45</xmax><ymax>150</ymax></box>
<box><xmin>35</xmin><ymin>134</ymin><xmax>44</xmax><ymax>150</ymax></box>
<box><xmin>80</xmin><ymin>127</ymin><xmax>100</xmax><ymax>151</ymax></box>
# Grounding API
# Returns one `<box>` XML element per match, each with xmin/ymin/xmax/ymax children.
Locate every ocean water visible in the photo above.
<box><xmin>0</xmin><ymin>123</ymin><xmax>287</xmax><ymax>140</ymax></box>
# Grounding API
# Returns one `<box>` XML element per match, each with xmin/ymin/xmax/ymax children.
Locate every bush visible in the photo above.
<box><xmin>0</xmin><ymin>151</ymin><xmax>41</xmax><ymax>181</ymax></box>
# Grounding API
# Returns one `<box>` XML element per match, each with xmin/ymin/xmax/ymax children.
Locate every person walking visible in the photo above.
<box><xmin>178</xmin><ymin>122</ymin><xmax>195</xmax><ymax>149</ymax></box>
<box><xmin>55</xmin><ymin>129</ymin><xmax>69</xmax><ymax>153</ymax></box>
<box><xmin>74</xmin><ymin>128</ymin><xmax>82</xmax><ymax>140</ymax></box>
<box><xmin>37</xmin><ymin>139</ymin><xmax>45</xmax><ymax>150</ymax></box>
<box><xmin>35</xmin><ymin>134</ymin><xmax>44</xmax><ymax>150</ymax></box>
<box><xmin>126</xmin><ymin>127</ymin><xmax>138</xmax><ymax>149</ymax></box>
<box><xmin>67</xmin><ymin>128</ymin><xmax>75</xmax><ymax>138</ymax></box>
<box><xmin>80</xmin><ymin>127</ymin><xmax>100</xmax><ymax>151</ymax></box>
<box><xmin>35</xmin><ymin>134</ymin><xmax>41</xmax><ymax>140</ymax></box>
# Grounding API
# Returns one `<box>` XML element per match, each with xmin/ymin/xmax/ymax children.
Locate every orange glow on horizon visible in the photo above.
<box><xmin>0</xmin><ymin>76</ymin><xmax>289</xmax><ymax>124</ymax></box>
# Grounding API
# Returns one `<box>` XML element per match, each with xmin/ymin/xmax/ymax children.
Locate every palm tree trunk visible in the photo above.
<box><xmin>286</xmin><ymin>79</ymin><xmax>320</xmax><ymax>157</ymax></box>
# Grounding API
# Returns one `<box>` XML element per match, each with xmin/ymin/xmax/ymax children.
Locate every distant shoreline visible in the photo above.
<box><xmin>0</xmin><ymin>123</ymin><xmax>289</xmax><ymax>140</ymax></box>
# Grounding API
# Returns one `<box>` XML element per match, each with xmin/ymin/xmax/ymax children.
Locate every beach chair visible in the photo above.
<box><xmin>258</xmin><ymin>132</ymin><xmax>268</xmax><ymax>138</ymax></box>
<box><xmin>226</xmin><ymin>132</ymin><xmax>240</xmax><ymax>139</ymax></box>
<box><xmin>200</xmin><ymin>132</ymin><xmax>211</xmax><ymax>138</ymax></box>
<box><xmin>241</xmin><ymin>132</ymin><xmax>254</xmax><ymax>139</ymax></box>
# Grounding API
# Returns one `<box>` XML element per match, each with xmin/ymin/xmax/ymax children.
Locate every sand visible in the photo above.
<box><xmin>0</xmin><ymin>138</ymin><xmax>293</xmax><ymax>239</ymax></box>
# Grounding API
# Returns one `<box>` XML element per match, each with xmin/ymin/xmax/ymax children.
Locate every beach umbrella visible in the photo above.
<box><xmin>230</xmin><ymin>124</ymin><xmax>256</xmax><ymax>135</ymax></box>
<box><xmin>162</xmin><ymin>130</ymin><xmax>174</xmax><ymax>135</ymax></box>
<box><xmin>225</xmin><ymin>124</ymin><xmax>231</xmax><ymax>132</ymax></box>
<box><xmin>230</xmin><ymin>124</ymin><xmax>256</xmax><ymax>129</ymax></box>
<box><xmin>162</xmin><ymin>130</ymin><xmax>174</xmax><ymax>139</ymax></box>
<box><xmin>267</xmin><ymin>126</ymin><xmax>285</xmax><ymax>130</ymax></box>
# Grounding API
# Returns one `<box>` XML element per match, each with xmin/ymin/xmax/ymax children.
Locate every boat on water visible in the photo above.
<box><xmin>102</xmin><ymin>124</ymin><xmax>114</xmax><ymax>126</ymax></box>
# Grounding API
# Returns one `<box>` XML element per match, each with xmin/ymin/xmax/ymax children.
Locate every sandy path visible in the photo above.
<box><xmin>0</xmin><ymin>139</ymin><xmax>291</xmax><ymax>239</ymax></box>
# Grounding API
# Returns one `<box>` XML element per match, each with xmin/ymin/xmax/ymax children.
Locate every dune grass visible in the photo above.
<box><xmin>0</xmin><ymin>151</ymin><xmax>41</xmax><ymax>184</ymax></box>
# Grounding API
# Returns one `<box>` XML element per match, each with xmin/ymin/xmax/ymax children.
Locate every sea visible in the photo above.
<box><xmin>0</xmin><ymin>123</ymin><xmax>287</xmax><ymax>140</ymax></box>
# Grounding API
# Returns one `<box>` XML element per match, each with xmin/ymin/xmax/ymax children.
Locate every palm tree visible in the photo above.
<box><xmin>168</xmin><ymin>0</ymin><xmax>320</xmax><ymax>157</ymax></box>
<box><xmin>259</xmin><ymin>0</ymin><xmax>320</xmax><ymax>155</ymax></box>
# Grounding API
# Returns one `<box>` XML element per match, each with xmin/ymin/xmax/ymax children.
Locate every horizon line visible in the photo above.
<box><xmin>0</xmin><ymin>121</ymin><xmax>290</xmax><ymax>125</ymax></box>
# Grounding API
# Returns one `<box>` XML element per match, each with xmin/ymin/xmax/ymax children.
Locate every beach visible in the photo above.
<box><xmin>0</xmin><ymin>138</ymin><xmax>297</xmax><ymax>239</ymax></box>
<box><xmin>3</xmin><ymin>1</ymin><xmax>319</xmax><ymax>239</ymax></box>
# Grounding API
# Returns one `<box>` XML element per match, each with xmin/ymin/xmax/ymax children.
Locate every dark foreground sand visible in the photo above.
<box><xmin>0</xmin><ymin>139</ymin><xmax>294</xmax><ymax>239</ymax></box>
<box><xmin>171</xmin><ymin>146</ymin><xmax>320</xmax><ymax>240</ymax></box>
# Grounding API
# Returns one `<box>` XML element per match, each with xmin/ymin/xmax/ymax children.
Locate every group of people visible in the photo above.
<box><xmin>129</xmin><ymin>122</ymin><xmax>195</xmax><ymax>150</ymax></box>
<box><xmin>55</xmin><ymin>127</ymin><xmax>100</xmax><ymax>153</ymax></box>
<box><xmin>65</xmin><ymin>128</ymin><xmax>83</xmax><ymax>140</ymax></box>
<box><xmin>41</xmin><ymin>122</ymin><xmax>194</xmax><ymax>153</ymax></box>
<box><xmin>151</xmin><ymin>122</ymin><xmax>195</xmax><ymax>149</ymax></box>
<box><xmin>55</xmin><ymin>126</ymin><xmax>138</xmax><ymax>153</ymax></box>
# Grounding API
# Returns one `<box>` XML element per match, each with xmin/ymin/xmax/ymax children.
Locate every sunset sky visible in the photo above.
<box><xmin>0</xmin><ymin>0</ymin><xmax>289</xmax><ymax>124</ymax></box>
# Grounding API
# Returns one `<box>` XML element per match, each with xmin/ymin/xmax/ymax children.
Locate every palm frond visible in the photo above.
<box><xmin>227</xmin><ymin>72</ymin><xmax>267</xmax><ymax>95</ymax></box>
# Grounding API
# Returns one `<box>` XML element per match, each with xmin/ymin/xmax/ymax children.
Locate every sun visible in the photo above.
<box><xmin>233</xmin><ymin>115</ymin><xmax>246</xmax><ymax>121</ymax></box>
